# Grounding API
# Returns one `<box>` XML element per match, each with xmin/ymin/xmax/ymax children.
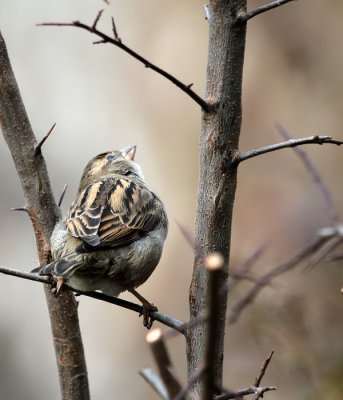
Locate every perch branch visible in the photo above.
<box><xmin>238</xmin><ymin>0</ymin><xmax>296</xmax><ymax>22</ymax></box>
<box><xmin>0</xmin><ymin>265</ymin><xmax>185</xmax><ymax>333</ymax></box>
<box><xmin>237</xmin><ymin>135</ymin><xmax>343</xmax><ymax>164</ymax></box>
<box><xmin>253</xmin><ymin>351</ymin><xmax>274</xmax><ymax>387</ymax></box>
<box><xmin>38</xmin><ymin>13</ymin><xmax>209</xmax><ymax>111</ymax></box>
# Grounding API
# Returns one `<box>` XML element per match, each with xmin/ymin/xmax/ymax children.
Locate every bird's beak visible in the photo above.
<box><xmin>120</xmin><ymin>145</ymin><xmax>136</xmax><ymax>161</ymax></box>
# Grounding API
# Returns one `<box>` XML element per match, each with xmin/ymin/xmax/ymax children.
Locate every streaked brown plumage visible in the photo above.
<box><xmin>33</xmin><ymin>146</ymin><xmax>168</xmax><ymax>320</ymax></box>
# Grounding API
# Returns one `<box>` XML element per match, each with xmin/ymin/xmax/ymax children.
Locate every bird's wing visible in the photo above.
<box><xmin>67</xmin><ymin>178</ymin><xmax>161</xmax><ymax>249</ymax></box>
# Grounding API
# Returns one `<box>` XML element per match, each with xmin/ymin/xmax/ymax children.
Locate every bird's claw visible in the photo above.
<box><xmin>140</xmin><ymin>302</ymin><xmax>158</xmax><ymax>329</ymax></box>
<box><xmin>51</xmin><ymin>276</ymin><xmax>65</xmax><ymax>297</ymax></box>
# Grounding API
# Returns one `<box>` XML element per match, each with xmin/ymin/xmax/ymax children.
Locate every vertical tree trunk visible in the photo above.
<box><xmin>187</xmin><ymin>1</ymin><xmax>247</xmax><ymax>398</ymax></box>
<box><xmin>0</xmin><ymin>31</ymin><xmax>90</xmax><ymax>400</ymax></box>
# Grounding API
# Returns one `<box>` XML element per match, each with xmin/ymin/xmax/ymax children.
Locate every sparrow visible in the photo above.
<box><xmin>33</xmin><ymin>145</ymin><xmax>168</xmax><ymax>327</ymax></box>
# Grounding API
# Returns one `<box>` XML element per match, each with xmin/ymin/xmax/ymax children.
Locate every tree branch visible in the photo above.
<box><xmin>228</xmin><ymin>235</ymin><xmax>328</xmax><ymax>325</ymax></box>
<box><xmin>188</xmin><ymin>2</ymin><xmax>247</xmax><ymax>397</ymax></box>
<box><xmin>236</xmin><ymin>135</ymin><xmax>343</xmax><ymax>164</ymax></box>
<box><xmin>0</xmin><ymin>30</ymin><xmax>89</xmax><ymax>400</ymax></box>
<box><xmin>38</xmin><ymin>13</ymin><xmax>209</xmax><ymax>111</ymax></box>
<box><xmin>215</xmin><ymin>385</ymin><xmax>276</xmax><ymax>400</ymax></box>
<box><xmin>276</xmin><ymin>125</ymin><xmax>341</xmax><ymax>228</ymax></box>
<box><xmin>238</xmin><ymin>0</ymin><xmax>296</xmax><ymax>22</ymax></box>
<box><xmin>0</xmin><ymin>265</ymin><xmax>185</xmax><ymax>333</ymax></box>
<box><xmin>146</xmin><ymin>329</ymin><xmax>183</xmax><ymax>398</ymax></box>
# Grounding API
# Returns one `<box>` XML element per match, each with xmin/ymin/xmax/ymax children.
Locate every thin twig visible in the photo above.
<box><xmin>238</xmin><ymin>0</ymin><xmax>296</xmax><ymax>22</ymax></box>
<box><xmin>228</xmin><ymin>244</ymin><xmax>267</xmax><ymax>292</ymax></box>
<box><xmin>175</xmin><ymin>220</ymin><xmax>195</xmax><ymax>248</ymax></box>
<box><xmin>215</xmin><ymin>385</ymin><xmax>276</xmax><ymax>400</ymax></box>
<box><xmin>228</xmin><ymin>235</ymin><xmax>327</xmax><ymax>325</ymax></box>
<box><xmin>10</xmin><ymin>206</ymin><xmax>28</xmax><ymax>213</ymax></box>
<box><xmin>58</xmin><ymin>184</ymin><xmax>68</xmax><ymax>207</ymax></box>
<box><xmin>91</xmin><ymin>9</ymin><xmax>104</xmax><ymax>31</ymax></box>
<box><xmin>276</xmin><ymin>125</ymin><xmax>341</xmax><ymax>228</ymax></box>
<box><xmin>236</xmin><ymin>135</ymin><xmax>343</xmax><ymax>164</ymax></box>
<box><xmin>139</xmin><ymin>367</ymin><xmax>169</xmax><ymax>400</ymax></box>
<box><xmin>111</xmin><ymin>16</ymin><xmax>121</xmax><ymax>42</ymax></box>
<box><xmin>34</xmin><ymin>122</ymin><xmax>56</xmax><ymax>156</ymax></box>
<box><xmin>173</xmin><ymin>365</ymin><xmax>205</xmax><ymax>400</ymax></box>
<box><xmin>0</xmin><ymin>265</ymin><xmax>185</xmax><ymax>333</ymax></box>
<box><xmin>37</xmin><ymin>16</ymin><xmax>209</xmax><ymax>111</ymax></box>
<box><xmin>146</xmin><ymin>329</ymin><xmax>183</xmax><ymax>398</ymax></box>
<box><xmin>253</xmin><ymin>351</ymin><xmax>274</xmax><ymax>387</ymax></box>
<box><xmin>303</xmin><ymin>235</ymin><xmax>343</xmax><ymax>272</ymax></box>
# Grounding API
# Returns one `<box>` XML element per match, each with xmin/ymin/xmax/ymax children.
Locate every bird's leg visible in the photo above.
<box><xmin>50</xmin><ymin>276</ymin><xmax>65</xmax><ymax>297</ymax></box>
<box><xmin>129</xmin><ymin>288</ymin><xmax>158</xmax><ymax>329</ymax></box>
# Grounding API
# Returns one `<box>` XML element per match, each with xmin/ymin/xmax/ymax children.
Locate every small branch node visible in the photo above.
<box><xmin>34</xmin><ymin>122</ymin><xmax>56</xmax><ymax>156</ymax></box>
<box><xmin>92</xmin><ymin>9</ymin><xmax>104</xmax><ymax>31</ymax></box>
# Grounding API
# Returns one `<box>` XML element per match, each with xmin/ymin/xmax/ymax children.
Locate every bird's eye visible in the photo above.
<box><xmin>123</xmin><ymin>170</ymin><xmax>131</xmax><ymax>176</ymax></box>
<box><xmin>106</xmin><ymin>153</ymin><xmax>116</xmax><ymax>162</ymax></box>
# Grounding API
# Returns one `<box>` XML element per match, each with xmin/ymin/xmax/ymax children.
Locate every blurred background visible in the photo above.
<box><xmin>0</xmin><ymin>0</ymin><xmax>343</xmax><ymax>399</ymax></box>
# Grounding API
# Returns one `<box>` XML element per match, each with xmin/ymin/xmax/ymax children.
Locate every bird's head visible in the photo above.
<box><xmin>78</xmin><ymin>145</ymin><xmax>145</xmax><ymax>191</ymax></box>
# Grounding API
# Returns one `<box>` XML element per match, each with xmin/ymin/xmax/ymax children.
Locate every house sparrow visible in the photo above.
<box><xmin>33</xmin><ymin>145</ymin><xmax>168</xmax><ymax>327</ymax></box>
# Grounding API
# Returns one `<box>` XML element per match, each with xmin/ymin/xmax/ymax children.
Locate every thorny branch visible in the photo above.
<box><xmin>38</xmin><ymin>12</ymin><xmax>209</xmax><ymax>111</ymax></box>
<box><xmin>238</xmin><ymin>0</ymin><xmax>296</xmax><ymax>22</ymax></box>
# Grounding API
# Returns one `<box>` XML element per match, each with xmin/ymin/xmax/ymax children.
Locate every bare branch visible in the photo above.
<box><xmin>37</xmin><ymin>16</ymin><xmax>209</xmax><ymax>111</ymax></box>
<box><xmin>0</xmin><ymin>265</ymin><xmax>185</xmax><ymax>333</ymax></box>
<box><xmin>215</xmin><ymin>385</ymin><xmax>276</xmax><ymax>400</ymax></box>
<box><xmin>57</xmin><ymin>184</ymin><xmax>68</xmax><ymax>207</ymax></box>
<box><xmin>34</xmin><ymin>122</ymin><xmax>56</xmax><ymax>156</ymax></box>
<box><xmin>238</xmin><ymin>0</ymin><xmax>296</xmax><ymax>22</ymax></box>
<box><xmin>236</xmin><ymin>135</ymin><xmax>343</xmax><ymax>164</ymax></box>
<box><xmin>276</xmin><ymin>125</ymin><xmax>341</xmax><ymax>228</ymax></box>
<box><xmin>146</xmin><ymin>329</ymin><xmax>183</xmax><ymax>398</ymax></box>
<box><xmin>139</xmin><ymin>367</ymin><xmax>168</xmax><ymax>400</ymax></box>
<box><xmin>228</xmin><ymin>235</ymin><xmax>327</xmax><ymax>325</ymax></box>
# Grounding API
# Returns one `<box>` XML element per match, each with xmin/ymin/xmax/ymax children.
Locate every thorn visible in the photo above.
<box><xmin>187</xmin><ymin>83</ymin><xmax>194</xmax><ymax>89</ymax></box>
<box><xmin>58</xmin><ymin>184</ymin><xmax>68</xmax><ymax>207</ymax></box>
<box><xmin>102</xmin><ymin>0</ymin><xmax>110</xmax><ymax>4</ymax></box>
<box><xmin>111</xmin><ymin>16</ymin><xmax>122</xmax><ymax>42</ymax></box>
<box><xmin>34</xmin><ymin>122</ymin><xmax>56</xmax><ymax>156</ymax></box>
<box><xmin>92</xmin><ymin>9</ymin><xmax>104</xmax><ymax>31</ymax></box>
<box><xmin>10</xmin><ymin>206</ymin><xmax>28</xmax><ymax>213</ymax></box>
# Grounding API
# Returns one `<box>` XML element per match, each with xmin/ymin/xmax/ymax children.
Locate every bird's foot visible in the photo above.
<box><xmin>129</xmin><ymin>288</ymin><xmax>158</xmax><ymax>329</ymax></box>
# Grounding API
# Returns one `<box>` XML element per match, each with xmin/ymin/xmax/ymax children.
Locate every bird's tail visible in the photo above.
<box><xmin>31</xmin><ymin>259</ymin><xmax>82</xmax><ymax>278</ymax></box>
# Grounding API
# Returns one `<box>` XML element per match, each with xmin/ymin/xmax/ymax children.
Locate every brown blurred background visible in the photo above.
<box><xmin>0</xmin><ymin>0</ymin><xmax>342</xmax><ymax>399</ymax></box>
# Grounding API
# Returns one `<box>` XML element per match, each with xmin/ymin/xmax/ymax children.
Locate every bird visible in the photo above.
<box><xmin>33</xmin><ymin>145</ymin><xmax>168</xmax><ymax>327</ymax></box>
